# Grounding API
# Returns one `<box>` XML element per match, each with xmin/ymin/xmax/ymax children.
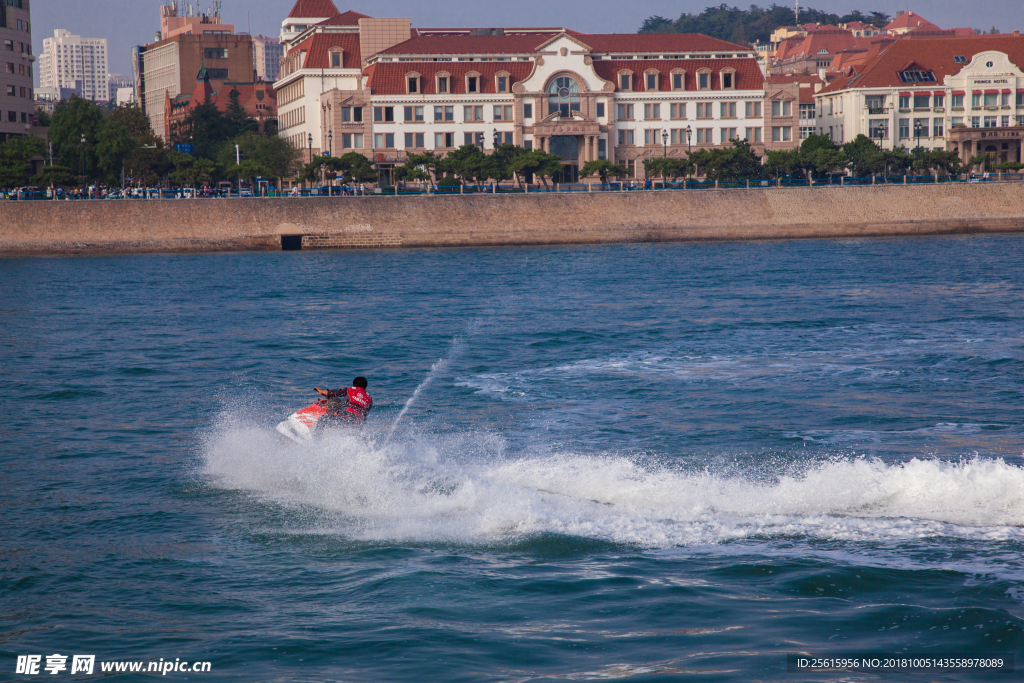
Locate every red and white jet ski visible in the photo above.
<box><xmin>275</xmin><ymin>400</ymin><xmax>333</xmax><ymax>443</ymax></box>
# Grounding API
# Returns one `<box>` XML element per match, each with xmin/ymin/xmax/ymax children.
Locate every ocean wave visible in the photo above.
<box><xmin>199</xmin><ymin>417</ymin><xmax>1024</xmax><ymax>549</ymax></box>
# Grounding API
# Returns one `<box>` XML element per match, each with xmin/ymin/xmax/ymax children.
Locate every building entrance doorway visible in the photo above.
<box><xmin>552</xmin><ymin>164</ymin><xmax>578</xmax><ymax>184</ymax></box>
<box><xmin>549</xmin><ymin>135</ymin><xmax>579</xmax><ymax>162</ymax></box>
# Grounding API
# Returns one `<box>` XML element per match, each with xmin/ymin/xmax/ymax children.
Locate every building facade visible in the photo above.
<box><xmin>314</xmin><ymin>28</ymin><xmax>766</xmax><ymax>181</ymax></box>
<box><xmin>166</xmin><ymin>65</ymin><xmax>277</xmax><ymax>141</ymax></box>
<box><xmin>816</xmin><ymin>35</ymin><xmax>1024</xmax><ymax>164</ymax></box>
<box><xmin>38</xmin><ymin>29</ymin><xmax>108</xmax><ymax>102</ymax></box>
<box><xmin>0</xmin><ymin>0</ymin><xmax>33</xmax><ymax>140</ymax></box>
<box><xmin>252</xmin><ymin>35</ymin><xmax>283</xmax><ymax>82</ymax></box>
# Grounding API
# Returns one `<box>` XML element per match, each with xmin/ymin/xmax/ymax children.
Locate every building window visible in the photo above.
<box><xmin>721</xmin><ymin>71</ymin><xmax>734</xmax><ymax>89</ymax></box>
<box><xmin>331</xmin><ymin>52</ymin><xmax>341</xmax><ymax>67</ymax></box>
<box><xmin>672</xmin><ymin>73</ymin><xmax>684</xmax><ymax>90</ymax></box>
<box><xmin>643</xmin><ymin>103</ymin><xmax>660</xmax><ymax>119</ymax></box>
<box><xmin>407</xmin><ymin>76</ymin><xmax>418</xmax><ymax>93</ymax></box>
<box><xmin>1002</xmin><ymin>115</ymin><xmax>1010</xmax><ymax>127</ymax></box>
<box><xmin>437</xmin><ymin>76</ymin><xmax>449</xmax><ymax>93</ymax></box>
<box><xmin>342</xmin><ymin>133</ymin><xmax>363</xmax><ymax>148</ymax></box>
<box><xmin>523</xmin><ymin>103</ymin><xmax>532</xmax><ymax>118</ymax></box>
<box><xmin>496</xmin><ymin>75</ymin><xmax>508</xmax><ymax>92</ymax></box>
<box><xmin>898</xmin><ymin>118</ymin><xmax>910</xmax><ymax>137</ymax></box>
<box><xmin>771</xmin><ymin>100</ymin><xmax>791</xmax><ymax>116</ymax></box>
<box><xmin>720</xmin><ymin>102</ymin><xmax>736</xmax><ymax>118</ymax></box>
<box><xmin>1017</xmin><ymin>93</ymin><xmax>1024</xmax><ymax>107</ymax></box>
<box><xmin>617</xmin><ymin>129</ymin><xmax>634</xmax><ymax>145</ymax></box>
<box><xmin>464</xmin><ymin>105</ymin><xmax>483</xmax><ymax>121</ymax></box>
<box><xmin>952</xmin><ymin>94</ymin><xmax>964</xmax><ymax>108</ymax></box>
<box><xmin>868</xmin><ymin>119</ymin><xmax>888</xmax><ymax>138</ymax></box>
<box><xmin>373</xmin><ymin>106</ymin><xmax>394</xmax><ymax>122</ymax></box>
<box><xmin>771</xmin><ymin>126</ymin><xmax>791</xmax><ymax>142</ymax></box>
<box><xmin>670</xmin><ymin>103</ymin><xmax>685</xmax><ymax>119</ymax></box>
<box><xmin>950</xmin><ymin>116</ymin><xmax>963</xmax><ymax>128</ymax></box>
<box><xmin>899</xmin><ymin>69</ymin><xmax>935</xmax><ymax>83</ymax></box>
<box><xmin>4</xmin><ymin>62</ymin><xmax>11</xmax><ymax>74</ymax></box>
<box><xmin>619</xmin><ymin>73</ymin><xmax>631</xmax><ymax>90</ymax></box>
<box><xmin>598</xmin><ymin>138</ymin><xmax>606</xmax><ymax>159</ymax></box>
<box><xmin>934</xmin><ymin>94</ymin><xmax>944</xmax><ymax>108</ymax></box>
<box><xmin>984</xmin><ymin>116</ymin><xmax>997</xmax><ymax>127</ymax></box>
<box><xmin>434</xmin><ymin>132</ymin><xmax>454</xmax><ymax>148</ymax></box>
<box><xmin>799</xmin><ymin>103</ymin><xmax>815</xmax><ymax>120</ymax></box>
<box><xmin>746</xmin><ymin>127</ymin><xmax>762</xmax><ymax>142</ymax></box>
<box><xmin>616</xmin><ymin>103</ymin><xmax>634</xmax><ymax>120</ymax></box>
<box><xmin>340</xmin><ymin>106</ymin><xmax>362</xmax><ymax>122</ymax></box>
<box><xmin>548</xmin><ymin>76</ymin><xmax>580</xmax><ymax>117</ymax></box>
<box><xmin>913</xmin><ymin>117</ymin><xmax>928</xmax><ymax>137</ymax></box>
<box><xmin>645</xmin><ymin>72</ymin><xmax>658</xmax><ymax>90</ymax></box>
<box><xmin>596</xmin><ymin>102</ymin><xmax>605</xmax><ymax>117</ymax></box>
<box><xmin>404</xmin><ymin>105</ymin><xmax>423</xmax><ymax>122</ymax></box>
<box><xmin>404</xmin><ymin>132</ymin><xmax>425</xmax><ymax>148</ymax></box>
<box><xmin>696</xmin><ymin>102</ymin><xmax>712</xmax><ymax>118</ymax></box>
<box><xmin>1002</xmin><ymin>93</ymin><xmax>1010</xmax><ymax>106</ymax></box>
<box><xmin>204</xmin><ymin>48</ymin><xmax>228</xmax><ymax>59</ymax></box>
<box><xmin>745</xmin><ymin>101</ymin><xmax>761</xmax><ymax>117</ymax></box>
<box><xmin>721</xmin><ymin>127</ymin><xmax>736</xmax><ymax>143</ymax></box>
<box><xmin>932</xmin><ymin>118</ymin><xmax>943</xmax><ymax>137</ymax></box>
<box><xmin>493</xmin><ymin>105</ymin><xmax>513</xmax><ymax>120</ymax></box>
<box><xmin>3</xmin><ymin>40</ymin><xmax>11</xmax><ymax>51</ymax></box>
<box><xmin>524</xmin><ymin>140</ymin><xmax>533</xmax><ymax>150</ymax></box>
<box><xmin>434</xmin><ymin>105</ymin><xmax>453</xmax><ymax>121</ymax></box>
<box><xmin>5</xmin><ymin>85</ymin><xmax>13</xmax><ymax>96</ymax></box>
<box><xmin>971</xmin><ymin>94</ymin><xmax>981</xmax><ymax>108</ymax></box>
<box><xmin>971</xmin><ymin>116</ymin><xmax>980</xmax><ymax>128</ymax></box>
<box><xmin>499</xmin><ymin>132</ymin><xmax>514</xmax><ymax>144</ymax></box>
<box><xmin>698</xmin><ymin>70</ymin><xmax>710</xmax><ymax>90</ymax></box>
<box><xmin>467</xmin><ymin>75</ymin><xmax>479</xmax><ymax>93</ymax></box>
<box><xmin>913</xmin><ymin>94</ymin><xmax>929</xmax><ymax>109</ymax></box>
<box><xmin>207</xmin><ymin>68</ymin><xmax>228</xmax><ymax>79</ymax></box>
<box><xmin>374</xmin><ymin>133</ymin><xmax>395</xmax><ymax>148</ymax></box>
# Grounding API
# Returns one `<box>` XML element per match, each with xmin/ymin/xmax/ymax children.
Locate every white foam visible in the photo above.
<box><xmin>199</xmin><ymin>417</ymin><xmax>1024</xmax><ymax>550</ymax></box>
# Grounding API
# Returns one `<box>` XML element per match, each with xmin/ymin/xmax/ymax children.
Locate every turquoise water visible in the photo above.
<box><xmin>2</xmin><ymin>236</ymin><xmax>1024</xmax><ymax>681</ymax></box>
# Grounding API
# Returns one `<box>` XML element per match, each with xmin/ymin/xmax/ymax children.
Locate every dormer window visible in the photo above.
<box><xmin>619</xmin><ymin>72</ymin><xmax>632</xmax><ymax>91</ymax></box>
<box><xmin>721</xmin><ymin>69</ymin><xmax>736</xmax><ymax>89</ymax></box>
<box><xmin>698</xmin><ymin>69</ymin><xmax>711</xmax><ymax>90</ymax></box>
<box><xmin>899</xmin><ymin>69</ymin><xmax>936</xmax><ymax>83</ymax></box>
<box><xmin>954</xmin><ymin>55</ymin><xmax>967</xmax><ymax>63</ymax></box>
<box><xmin>466</xmin><ymin>73</ymin><xmax>480</xmax><ymax>93</ymax></box>
<box><xmin>436</xmin><ymin>73</ymin><xmax>450</xmax><ymax>93</ymax></box>
<box><xmin>406</xmin><ymin>73</ymin><xmax>421</xmax><ymax>94</ymax></box>
<box><xmin>645</xmin><ymin>71</ymin><xmax>658</xmax><ymax>90</ymax></box>
<box><xmin>671</xmin><ymin>70</ymin><xmax>685</xmax><ymax>91</ymax></box>
<box><xmin>495</xmin><ymin>73</ymin><xmax>509</xmax><ymax>92</ymax></box>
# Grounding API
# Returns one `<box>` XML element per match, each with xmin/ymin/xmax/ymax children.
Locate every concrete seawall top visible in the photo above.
<box><xmin>1</xmin><ymin>183</ymin><xmax>1023</xmax><ymax>256</ymax></box>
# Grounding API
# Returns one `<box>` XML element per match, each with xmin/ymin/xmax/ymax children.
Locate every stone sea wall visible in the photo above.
<box><xmin>1</xmin><ymin>183</ymin><xmax>1023</xmax><ymax>256</ymax></box>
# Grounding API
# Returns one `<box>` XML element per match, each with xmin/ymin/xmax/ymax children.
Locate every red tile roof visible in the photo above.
<box><xmin>377</xmin><ymin>32</ymin><xmax>748</xmax><ymax>57</ymax></box>
<box><xmin>378</xmin><ymin>34</ymin><xmax>559</xmax><ymax>55</ymax></box>
<box><xmin>582</xmin><ymin>33</ymin><xmax>748</xmax><ymax>53</ymax></box>
<box><xmin>316</xmin><ymin>10</ymin><xmax>370</xmax><ymax>27</ymax></box>
<box><xmin>593</xmin><ymin>58</ymin><xmax>763</xmax><ymax>92</ymax></box>
<box><xmin>884</xmin><ymin>11</ymin><xmax>940</xmax><ymax>32</ymax></box>
<box><xmin>774</xmin><ymin>27</ymin><xmax>871</xmax><ymax>64</ymax></box>
<box><xmin>292</xmin><ymin>32</ymin><xmax>362</xmax><ymax>69</ymax></box>
<box><xmin>365</xmin><ymin>61</ymin><xmax>534</xmax><ymax>95</ymax></box>
<box><xmin>286</xmin><ymin>0</ymin><xmax>339</xmax><ymax>19</ymax></box>
<box><xmin>819</xmin><ymin>34</ymin><xmax>1024</xmax><ymax>93</ymax></box>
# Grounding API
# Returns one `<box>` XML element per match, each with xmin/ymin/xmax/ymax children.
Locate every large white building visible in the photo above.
<box><xmin>277</xmin><ymin>5</ymin><xmax>775</xmax><ymax>182</ymax></box>
<box><xmin>252</xmin><ymin>35</ymin><xmax>283</xmax><ymax>82</ymax></box>
<box><xmin>816</xmin><ymin>34</ymin><xmax>1024</xmax><ymax>166</ymax></box>
<box><xmin>38</xmin><ymin>29</ymin><xmax>108</xmax><ymax>102</ymax></box>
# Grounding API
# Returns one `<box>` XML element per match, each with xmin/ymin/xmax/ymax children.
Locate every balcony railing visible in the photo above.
<box><xmin>867</xmin><ymin>107</ymin><xmax>888</xmax><ymax>115</ymax></box>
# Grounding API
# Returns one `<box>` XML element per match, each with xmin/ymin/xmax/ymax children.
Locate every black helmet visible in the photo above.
<box><xmin>353</xmin><ymin>376</ymin><xmax>368</xmax><ymax>388</ymax></box>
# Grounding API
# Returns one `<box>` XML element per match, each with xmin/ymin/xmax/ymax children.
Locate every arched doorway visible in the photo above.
<box><xmin>549</xmin><ymin>135</ymin><xmax>579</xmax><ymax>183</ymax></box>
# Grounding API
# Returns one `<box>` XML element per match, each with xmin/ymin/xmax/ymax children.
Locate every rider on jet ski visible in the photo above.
<box><xmin>314</xmin><ymin>376</ymin><xmax>373</xmax><ymax>425</ymax></box>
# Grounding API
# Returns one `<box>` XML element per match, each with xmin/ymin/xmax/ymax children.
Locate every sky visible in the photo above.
<box><xmin>31</xmin><ymin>0</ymin><xmax>1024</xmax><ymax>81</ymax></box>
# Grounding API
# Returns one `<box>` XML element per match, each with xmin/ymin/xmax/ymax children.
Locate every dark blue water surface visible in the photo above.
<box><xmin>3</xmin><ymin>236</ymin><xmax>1024</xmax><ymax>681</ymax></box>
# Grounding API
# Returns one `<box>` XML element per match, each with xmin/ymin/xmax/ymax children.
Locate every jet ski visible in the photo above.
<box><xmin>276</xmin><ymin>399</ymin><xmax>335</xmax><ymax>443</ymax></box>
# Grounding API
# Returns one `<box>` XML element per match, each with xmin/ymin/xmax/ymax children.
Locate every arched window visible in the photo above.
<box><xmin>548</xmin><ymin>76</ymin><xmax>580</xmax><ymax>117</ymax></box>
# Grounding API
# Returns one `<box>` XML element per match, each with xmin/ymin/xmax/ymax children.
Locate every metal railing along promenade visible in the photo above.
<box><xmin>5</xmin><ymin>172</ymin><xmax>1022</xmax><ymax>201</ymax></box>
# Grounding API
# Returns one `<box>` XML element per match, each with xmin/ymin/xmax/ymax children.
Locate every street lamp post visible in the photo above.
<box><xmin>914</xmin><ymin>121</ymin><xmax>922</xmax><ymax>150</ymax></box>
<box><xmin>662</xmin><ymin>129</ymin><xmax>668</xmax><ymax>158</ymax></box>
<box><xmin>80</xmin><ymin>133</ymin><xmax>86</xmax><ymax>196</ymax></box>
<box><xmin>492</xmin><ymin>128</ymin><xmax>499</xmax><ymax>150</ymax></box>
<box><xmin>328</xmin><ymin>130</ymin><xmax>333</xmax><ymax>157</ymax></box>
<box><xmin>307</xmin><ymin>133</ymin><xmax>313</xmax><ymax>164</ymax></box>
<box><xmin>684</xmin><ymin>126</ymin><xmax>692</xmax><ymax>155</ymax></box>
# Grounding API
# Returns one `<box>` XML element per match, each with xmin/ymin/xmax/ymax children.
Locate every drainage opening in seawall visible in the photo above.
<box><xmin>281</xmin><ymin>235</ymin><xmax>302</xmax><ymax>250</ymax></box>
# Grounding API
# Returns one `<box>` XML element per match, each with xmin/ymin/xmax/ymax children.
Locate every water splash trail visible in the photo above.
<box><xmin>382</xmin><ymin>336</ymin><xmax>465</xmax><ymax>447</ymax></box>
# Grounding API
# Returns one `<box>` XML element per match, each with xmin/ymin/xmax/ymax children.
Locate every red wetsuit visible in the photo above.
<box><xmin>325</xmin><ymin>386</ymin><xmax>373</xmax><ymax>421</ymax></box>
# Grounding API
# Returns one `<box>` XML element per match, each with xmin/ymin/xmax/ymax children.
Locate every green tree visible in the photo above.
<box><xmin>688</xmin><ymin>139</ymin><xmax>762</xmax><ymax>181</ymax></box>
<box><xmin>224</xmin><ymin>88</ymin><xmax>259</xmax><ymax>138</ymax></box>
<box><xmin>216</xmin><ymin>131</ymin><xmax>297</xmax><ymax>181</ymax></box>
<box><xmin>0</xmin><ymin>135</ymin><xmax>46</xmax><ymax>189</ymax></box>
<box><xmin>842</xmin><ymin>134</ymin><xmax>884</xmax><ymax>178</ymax></box>
<box><xmin>174</xmin><ymin>102</ymin><xmax>231</xmax><ymax>160</ymax></box>
<box><xmin>509</xmin><ymin>149</ymin><xmax>563</xmax><ymax>185</ymax></box>
<box><xmin>763</xmin><ymin>149</ymin><xmax>800</xmax><ymax>179</ymax></box>
<box><xmin>581</xmin><ymin>159</ymin><xmax>626</xmax><ymax>183</ymax></box>
<box><xmin>439</xmin><ymin>144</ymin><xmax>490</xmax><ymax>184</ymax></box>
<box><xmin>48</xmin><ymin>95</ymin><xmax>105</xmax><ymax>180</ymax></box>
<box><xmin>32</xmin><ymin>165</ymin><xmax>75</xmax><ymax>188</ymax></box>
<box><xmin>168</xmin><ymin>151</ymin><xmax>218</xmax><ymax>187</ymax></box>
<box><xmin>405</xmin><ymin>150</ymin><xmax>444</xmax><ymax>181</ymax></box>
<box><xmin>94</xmin><ymin>120</ymin><xmax>135</xmax><ymax>186</ymax></box>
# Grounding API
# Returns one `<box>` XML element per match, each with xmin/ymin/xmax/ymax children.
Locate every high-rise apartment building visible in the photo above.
<box><xmin>38</xmin><ymin>29</ymin><xmax>108</xmax><ymax>102</ymax></box>
<box><xmin>252</xmin><ymin>35</ymin><xmax>282</xmax><ymax>82</ymax></box>
<box><xmin>138</xmin><ymin>2</ymin><xmax>253</xmax><ymax>140</ymax></box>
<box><xmin>0</xmin><ymin>0</ymin><xmax>34</xmax><ymax>141</ymax></box>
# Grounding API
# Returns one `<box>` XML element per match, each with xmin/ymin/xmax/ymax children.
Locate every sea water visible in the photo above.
<box><xmin>2</xmin><ymin>236</ymin><xmax>1024</xmax><ymax>681</ymax></box>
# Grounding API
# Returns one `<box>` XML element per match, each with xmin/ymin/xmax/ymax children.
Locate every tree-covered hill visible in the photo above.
<box><xmin>640</xmin><ymin>4</ymin><xmax>890</xmax><ymax>46</ymax></box>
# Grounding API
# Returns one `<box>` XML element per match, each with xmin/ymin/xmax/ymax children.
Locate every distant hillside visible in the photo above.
<box><xmin>639</xmin><ymin>4</ymin><xmax>890</xmax><ymax>46</ymax></box>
